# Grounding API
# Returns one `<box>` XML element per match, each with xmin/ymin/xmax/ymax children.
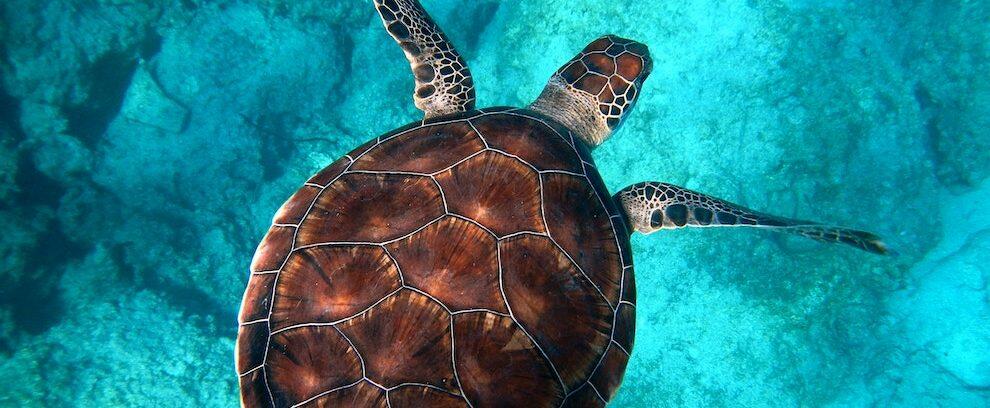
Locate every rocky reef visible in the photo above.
<box><xmin>0</xmin><ymin>0</ymin><xmax>986</xmax><ymax>406</ymax></box>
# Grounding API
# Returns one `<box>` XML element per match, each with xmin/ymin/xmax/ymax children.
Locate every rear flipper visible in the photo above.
<box><xmin>614</xmin><ymin>182</ymin><xmax>889</xmax><ymax>255</ymax></box>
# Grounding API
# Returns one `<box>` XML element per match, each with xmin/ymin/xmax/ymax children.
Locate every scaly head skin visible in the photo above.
<box><xmin>530</xmin><ymin>35</ymin><xmax>653</xmax><ymax>147</ymax></box>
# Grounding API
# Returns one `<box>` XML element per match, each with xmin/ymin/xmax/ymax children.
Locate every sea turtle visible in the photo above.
<box><xmin>235</xmin><ymin>1</ymin><xmax>888</xmax><ymax>407</ymax></box>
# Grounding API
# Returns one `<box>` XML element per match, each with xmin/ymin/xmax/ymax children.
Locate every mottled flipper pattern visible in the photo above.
<box><xmin>374</xmin><ymin>0</ymin><xmax>475</xmax><ymax>119</ymax></box>
<box><xmin>615</xmin><ymin>182</ymin><xmax>888</xmax><ymax>254</ymax></box>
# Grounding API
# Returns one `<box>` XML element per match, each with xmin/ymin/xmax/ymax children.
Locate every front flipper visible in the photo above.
<box><xmin>374</xmin><ymin>0</ymin><xmax>475</xmax><ymax>119</ymax></box>
<box><xmin>615</xmin><ymin>182</ymin><xmax>889</xmax><ymax>254</ymax></box>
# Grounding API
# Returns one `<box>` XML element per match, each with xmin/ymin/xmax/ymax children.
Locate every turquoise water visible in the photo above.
<box><xmin>1</xmin><ymin>0</ymin><xmax>987</xmax><ymax>406</ymax></box>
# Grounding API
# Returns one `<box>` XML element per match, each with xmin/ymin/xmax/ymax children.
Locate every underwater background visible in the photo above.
<box><xmin>0</xmin><ymin>0</ymin><xmax>987</xmax><ymax>406</ymax></box>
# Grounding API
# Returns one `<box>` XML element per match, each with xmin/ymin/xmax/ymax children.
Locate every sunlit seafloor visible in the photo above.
<box><xmin>0</xmin><ymin>0</ymin><xmax>988</xmax><ymax>406</ymax></box>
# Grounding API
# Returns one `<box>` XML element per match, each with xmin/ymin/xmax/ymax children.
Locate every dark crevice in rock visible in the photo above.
<box><xmin>12</xmin><ymin>153</ymin><xmax>62</xmax><ymax>209</ymax></box>
<box><xmin>914</xmin><ymin>82</ymin><xmax>985</xmax><ymax>190</ymax></box>
<box><xmin>0</xmin><ymin>6</ymin><xmax>9</xmax><ymax>66</ymax></box>
<box><xmin>459</xmin><ymin>0</ymin><xmax>500</xmax><ymax>53</ymax></box>
<box><xmin>913</xmin><ymin>84</ymin><xmax>934</xmax><ymax>111</ymax></box>
<box><xmin>5</xmin><ymin>221</ymin><xmax>87</xmax><ymax>335</ymax></box>
<box><xmin>108</xmin><ymin>242</ymin><xmax>236</xmax><ymax>337</ymax></box>
<box><xmin>62</xmin><ymin>51</ymin><xmax>139</xmax><ymax>148</ymax></box>
<box><xmin>217</xmin><ymin>206</ymin><xmax>260</xmax><ymax>261</ymax></box>
<box><xmin>5</xmin><ymin>276</ymin><xmax>64</xmax><ymax>336</ymax></box>
<box><xmin>109</xmin><ymin>181</ymin><xmax>238</xmax><ymax>337</ymax></box>
<box><xmin>241</xmin><ymin>113</ymin><xmax>297</xmax><ymax>182</ymax></box>
<box><xmin>0</xmin><ymin>49</ymin><xmax>8</xmax><ymax>75</ymax></box>
<box><xmin>180</xmin><ymin>0</ymin><xmax>198</xmax><ymax>11</ymax></box>
<box><xmin>914</xmin><ymin>84</ymin><xmax>945</xmax><ymax>174</ymax></box>
<box><xmin>272</xmin><ymin>2</ymin><xmax>290</xmax><ymax>18</ymax></box>
<box><xmin>0</xmin><ymin>81</ymin><xmax>26</xmax><ymax>144</ymax></box>
<box><xmin>331</xmin><ymin>31</ymin><xmax>356</xmax><ymax>105</ymax></box>
<box><xmin>139</xmin><ymin>30</ymin><xmax>163</xmax><ymax>60</ymax></box>
<box><xmin>339</xmin><ymin>30</ymin><xmax>355</xmax><ymax>81</ymax></box>
<box><xmin>109</xmin><ymin>243</ymin><xmax>137</xmax><ymax>285</ymax></box>
<box><xmin>146</xmin><ymin>277</ymin><xmax>238</xmax><ymax>338</ymax></box>
<box><xmin>4</xmin><ymin>279</ymin><xmax>62</xmax><ymax>335</ymax></box>
<box><xmin>2</xmin><ymin>154</ymin><xmax>90</xmax><ymax>335</ymax></box>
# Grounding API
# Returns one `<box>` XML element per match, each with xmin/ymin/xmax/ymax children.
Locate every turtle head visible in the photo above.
<box><xmin>529</xmin><ymin>35</ymin><xmax>653</xmax><ymax>147</ymax></box>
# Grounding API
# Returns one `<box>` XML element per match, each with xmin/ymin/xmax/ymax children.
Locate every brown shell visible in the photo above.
<box><xmin>236</xmin><ymin>108</ymin><xmax>636</xmax><ymax>407</ymax></box>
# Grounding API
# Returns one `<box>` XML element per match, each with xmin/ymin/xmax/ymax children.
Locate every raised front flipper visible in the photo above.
<box><xmin>614</xmin><ymin>182</ymin><xmax>889</xmax><ymax>254</ymax></box>
<box><xmin>374</xmin><ymin>0</ymin><xmax>475</xmax><ymax>119</ymax></box>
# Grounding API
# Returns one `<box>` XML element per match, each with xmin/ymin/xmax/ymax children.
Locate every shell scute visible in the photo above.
<box><xmin>236</xmin><ymin>322</ymin><xmax>269</xmax><ymax>374</ymax></box>
<box><xmin>590</xmin><ymin>345</ymin><xmax>629</xmax><ymax>401</ymax></box>
<box><xmin>306</xmin><ymin>158</ymin><xmax>351</xmax><ymax>187</ymax></box>
<box><xmin>470</xmin><ymin>113</ymin><xmax>583</xmax><ymax>173</ymax></box>
<box><xmin>273</xmin><ymin>185</ymin><xmax>320</xmax><ymax>225</ymax></box>
<box><xmin>250</xmin><ymin>225</ymin><xmax>294</xmax><ymax>272</ymax></box>
<box><xmin>305</xmin><ymin>381</ymin><xmax>387</xmax><ymax>407</ymax></box>
<box><xmin>614</xmin><ymin>302</ymin><xmax>635</xmax><ymax>352</ymax></box>
<box><xmin>238</xmin><ymin>273</ymin><xmax>276</xmax><ymax>324</ymax></box>
<box><xmin>297</xmin><ymin>173</ymin><xmax>444</xmax><ymax>245</ymax></box>
<box><xmin>500</xmin><ymin>234</ymin><xmax>612</xmax><ymax>392</ymax></box>
<box><xmin>561</xmin><ymin>383</ymin><xmax>605</xmax><ymax>408</ymax></box>
<box><xmin>238</xmin><ymin>369</ymin><xmax>270</xmax><ymax>407</ymax></box>
<box><xmin>434</xmin><ymin>151</ymin><xmax>544</xmax><ymax>236</ymax></box>
<box><xmin>385</xmin><ymin>216</ymin><xmax>505</xmax><ymax>312</ymax></box>
<box><xmin>453</xmin><ymin>312</ymin><xmax>565</xmax><ymax>406</ymax></box>
<box><xmin>543</xmin><ymin>173</ymin><xmax>623</xmax><ymax>305</ymax></box>
<box><xmin>266</xmin><ymin>326</ymin><xmax>363</xmax><ymax>407</ymax></box>
<box><xmin>270</xmin><ymin>245</ymin><xmax>401</xmax><ymax>331</ymax></box>
<box><xmin>337</xmin><ymin>290</ymin><xmax>457</xmax><ymax>392</ymax></box>
<box><xmin>352</xmin><ymin>121</ymin><xmax>484</xmax><ymax>173</ymax></box>
<box><xmin>388</xmin><ymin>386</ymin><xmax>466</xmax><ymax>408</ymax></box>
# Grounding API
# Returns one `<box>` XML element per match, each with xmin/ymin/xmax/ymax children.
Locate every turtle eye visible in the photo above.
<box><xmin>649</xmin><ymin>209</ymin><xmax>663</xmax><ymax>229</ymax></box>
